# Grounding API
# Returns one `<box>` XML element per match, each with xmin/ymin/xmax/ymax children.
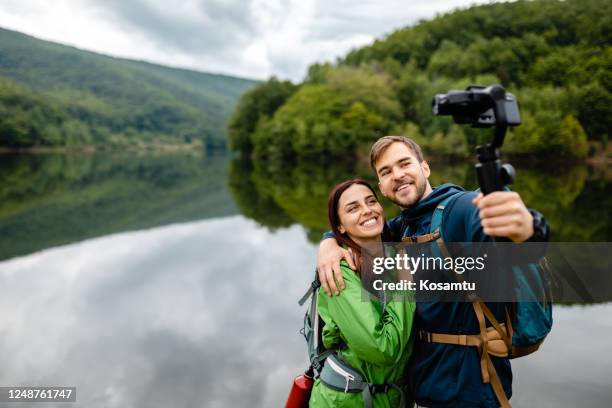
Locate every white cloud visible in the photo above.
<box><xmin>0</xmin><ymin>0</ymin><xmax>497</xmax><ymax>81</ymax></box>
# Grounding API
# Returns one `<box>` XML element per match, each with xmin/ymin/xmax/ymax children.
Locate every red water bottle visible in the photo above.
<box><xmin>285</xmin><ymin>367</ymin><xmax>315</xmax><ymax>408</ymax></box>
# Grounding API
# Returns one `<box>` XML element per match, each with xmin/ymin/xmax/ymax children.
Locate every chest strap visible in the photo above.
<box><xmin>417</xmin><ymin>324</ymin><xmax>510</xmax><ymax>358</ymax></box>
<box><xmin>401</xmin><ymin>230</ymin><xmax>440</xmax><ymax>243</ymax></box>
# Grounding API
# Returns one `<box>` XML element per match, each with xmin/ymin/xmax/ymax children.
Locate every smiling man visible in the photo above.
<box><xmin>317</xmin><ymin>135</ymin><xmax>551</xmax><ymax>407</ymax></box>
<box><xmin>375</xmin><ymin>140</ymin><xmax>432</xmax><ymax>209</ymax></box>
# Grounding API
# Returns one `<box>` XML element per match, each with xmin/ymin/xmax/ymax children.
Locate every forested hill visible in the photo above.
<box><xmin>230</xmin><ymin>0</ymin><xmax>610</xmax><ymax>159</ymax></box>
<box><xmin>0</xmin><ymin>27</ymin><xmax>258</xmax><ymax>149</ymax></box>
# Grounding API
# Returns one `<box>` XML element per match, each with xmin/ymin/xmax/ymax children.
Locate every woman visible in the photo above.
<box><xmin>309</xmin><ymin>179</ymin><xmax>415</xmax><ymax>408</ymax></box>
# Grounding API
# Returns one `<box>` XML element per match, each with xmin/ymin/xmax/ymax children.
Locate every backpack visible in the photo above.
<box><xmin>410</xmin><ymin>192</ymin><xmax>553</xmax><ymax>408</ymax></box>
<box><xmin>297</xmin><ymin>272</ymin><xmax>410</xmax><ymax>408</ymax></box>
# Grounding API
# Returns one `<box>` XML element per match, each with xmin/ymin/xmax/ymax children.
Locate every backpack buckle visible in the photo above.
<box><xmin>369</xmin><ymin>384</ymin><xmax>390</xmax><ymax>394</ymax></box>
<box><xmin>402</xmin><ymin>234</ymin><xmax>418</xmax><ymax>243</ymax></box>
<box><xmin>418</xmin><ymin>330</ymin><xmax>432</xmax><ymax>342</ymax></box>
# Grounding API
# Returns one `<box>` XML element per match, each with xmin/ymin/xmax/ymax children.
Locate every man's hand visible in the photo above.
<box><xmin>317</xmin><ymin>238</ymin><xmax>356</xmax><ymax>296</ymax></box>
<box><xmin>473</xmin><ymin>191</ymin><xmax>534</xmax><ymax>242</ymax></box>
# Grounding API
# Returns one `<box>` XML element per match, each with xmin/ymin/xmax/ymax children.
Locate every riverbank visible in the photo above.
<box><xmin>0</xmin><ymin>141</ymin><xmax>210</xmax><ymax>155</ymax></box>
<box><xmin>586</xmin><ymin>144</ymin><xmax>612</xmax><ymax>167</ymax></box>
<box><xmin>3</xmin><ymin>140</ymin><xmax>609</xmax><ymax>172</ymax></box>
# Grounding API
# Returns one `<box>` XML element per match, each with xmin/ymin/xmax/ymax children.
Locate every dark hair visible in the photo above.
<box><xmin>327</xmin><ymin>179</ymin><xmax>391</xmax><ymax>273</ymax></box>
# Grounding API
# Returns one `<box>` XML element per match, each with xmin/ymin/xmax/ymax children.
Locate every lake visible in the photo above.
<box><xmin>0</xmin><ymin>151</ymin><xmax>610</xmax><ymax>407</ymax></box>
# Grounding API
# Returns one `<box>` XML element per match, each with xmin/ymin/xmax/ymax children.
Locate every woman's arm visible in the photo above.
<box><xmin>321</xmin><ymin>264</ymin><xmax>415</xmax><ymax>365</ymax></box>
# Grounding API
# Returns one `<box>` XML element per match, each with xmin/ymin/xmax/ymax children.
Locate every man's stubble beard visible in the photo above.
<box><xmin>389</xmin><ymin>174</ymin><xmax>428</xmax><ymax>209</ymax></box>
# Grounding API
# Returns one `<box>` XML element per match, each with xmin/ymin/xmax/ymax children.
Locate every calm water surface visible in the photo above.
<box><xmin>0</xmin><ymin>151</ymin><xmax>610</xmax><ymax>407</ymax></box>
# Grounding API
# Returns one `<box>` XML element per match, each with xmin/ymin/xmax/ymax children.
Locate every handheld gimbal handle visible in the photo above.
<box><xmin>476</xmin><ymin>123</ymin><xmax>515</xmax><ymax>194</ymax></box>
<box><xmin>474</xmin><ymin>86</ymin><xmax>517</xmax><ymax>194</ymax></box>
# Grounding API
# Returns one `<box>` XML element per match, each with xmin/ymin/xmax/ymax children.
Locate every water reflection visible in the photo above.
<box><xmin>229</xmin><ymin>157</ymin><xmax>611</xmax><ymax>242</ymax></box>
<box><xmin>0</xmin><ymin>216</ymin><xmax>610</xmax><ymax>407</ymax></box>
<box><xmin>1</xmin><ymin>152</ymin><xmax>608</xmax><ymax>261</ymax></box>
<box><xmin>0</xmin><ymin>152</ymin><xmax>238</xmax><ymax>260</ymax></box>
<box><xmin>0</xmin><ymin>152</ymin><xmax>610</xmax><ymax>407</ymax></box>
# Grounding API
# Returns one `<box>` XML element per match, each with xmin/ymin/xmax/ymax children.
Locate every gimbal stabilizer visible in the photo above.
<box><xmin>432</xmin><ymin>85</ymin><xmax>521</xmax><ymax>194</ymax></box>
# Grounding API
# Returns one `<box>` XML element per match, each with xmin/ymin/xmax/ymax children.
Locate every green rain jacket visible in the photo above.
<box><xmin>309</xmin><ymin>261</ymin><xmax>416</xmax><ymax>407</ymax></box>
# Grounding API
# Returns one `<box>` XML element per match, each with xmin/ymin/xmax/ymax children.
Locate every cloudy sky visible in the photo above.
<box><xmin>0</xmin><ymin>0</ymin><xmax>494</xmax><ymax>81</ymax></box>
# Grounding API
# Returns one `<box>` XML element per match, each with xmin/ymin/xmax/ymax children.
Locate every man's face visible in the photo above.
<box><xmin>375</xmin><ymin>142</ymin><xmax>431</xmax><ymax>209</ymax></box>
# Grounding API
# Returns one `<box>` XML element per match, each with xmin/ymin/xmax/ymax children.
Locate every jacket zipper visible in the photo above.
<box><xmin>327</xmin><ymin>356</ymin><xmax>355</xmax><ymax>393</ymax></box>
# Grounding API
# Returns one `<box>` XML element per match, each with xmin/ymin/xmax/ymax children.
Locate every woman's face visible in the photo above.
<box><xmin>337</xmin><ymin>184</ymin><xmax>385</xmax><ymax>243</ymax></box>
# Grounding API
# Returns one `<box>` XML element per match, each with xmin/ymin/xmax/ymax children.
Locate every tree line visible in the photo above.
<box><xmin>229</xmin><ymin>0</ymin><xmax>610</xmax><ymax>159</ymax></box>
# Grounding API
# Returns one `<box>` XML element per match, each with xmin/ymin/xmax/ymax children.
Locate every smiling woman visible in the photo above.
<box><xmin>327</xmin><ymin>179</ymin><xmax>393</xmax><ymax>271</ymax></box>
<box><xmin>303</xmin><ymin>178</ymin><xmax>416</xmax><ymax>408</ymax></box>
<box><xmin>334</xmin><ymin>183</ymin><xmax>385</xmax><ymax>246</ymax></box>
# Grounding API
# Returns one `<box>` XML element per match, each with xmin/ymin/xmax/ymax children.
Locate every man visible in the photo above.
<box><xmin>318</xmin><ymin>136</ymin><xmax>550</xmax><ymax>407</ymax></box>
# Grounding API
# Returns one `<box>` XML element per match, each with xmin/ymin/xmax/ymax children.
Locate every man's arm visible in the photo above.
<box><xmin>442</xmin><ymin>191</ymin><xmax>548</xmax><ymax>243</ymax></box>
<box><xmin>472</xmin><ymin>193</ymin><xmax>553</xmax><ymax>340</ymax></box>
<box><xmin>317</xmin><ymin>215</ymin><xmax>404</xmax><ymax>296</ymax></box>
<box><xmin>317</xmin><ymin>237</ymin><xmax>354</xmax><ymax>296</ymax></box>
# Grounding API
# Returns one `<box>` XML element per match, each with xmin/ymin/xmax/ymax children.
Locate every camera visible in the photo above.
<box><xmin>432</xmin><ymin>85</ymin><xmax>521</xmax><ymax>130</ymax></box>
<box><xmin>432</xmin><ymin>85</ymin><xmax>521</xmax><ymax>194</ymax></box>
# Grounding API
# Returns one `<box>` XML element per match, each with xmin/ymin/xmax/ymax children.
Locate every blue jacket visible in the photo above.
<box><xmin>388</xmin><ymin>183</ymin><xmax>513</xmax><ymax>408</ymax></box>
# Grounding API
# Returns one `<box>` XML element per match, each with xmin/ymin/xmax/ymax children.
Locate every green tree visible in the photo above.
<box><xmin>252</xmin><ymin>67</ymin><xmax>402</xmax><ymax>158</ymax></box>
<box><xmin>227</xmin><ymin>77</ymin><xmax>297</xmax><ymax>153</ymax></box>
<box><xmin>577</xmin><ymin>82</ymin><xmax>611</xmax><ymax>142</ymax></box>
<box><xmin>557</xmin><ymin>115</ymin><xmax>588</xmax><ymax>158</ymax></box>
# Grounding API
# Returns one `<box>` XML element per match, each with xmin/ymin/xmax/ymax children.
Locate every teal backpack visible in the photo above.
<box><xmin>411</xmin><ymin>192</ymin><xmax>553</xmax><ymax>408</ymax></box>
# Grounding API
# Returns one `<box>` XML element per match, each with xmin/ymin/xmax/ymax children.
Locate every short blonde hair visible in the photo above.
<box><xmin>369</xmin><ymin>136</ymin><xmax>424</xmax><ymax>170</ymax></box>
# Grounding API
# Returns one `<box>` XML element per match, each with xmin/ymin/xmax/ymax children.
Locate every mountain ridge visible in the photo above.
<box><xmin>0</xmin><ymin>26</ymin><xmax>259</xmax><ymax>149</ymax></box>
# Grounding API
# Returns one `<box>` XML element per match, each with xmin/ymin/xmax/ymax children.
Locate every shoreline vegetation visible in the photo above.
<box><xmin>3</xmin><ymin>141</ymin><xmax>609</xmax><ymax>170</ymax></box>
<box><xmin>0</xmin><ymin>141</ymin><xmax>208</xmax><ymax>154</ymax></box>
<box><xmin>229</xmin><ymin>0</ymin><xmax>610</xmax><ymax>162</ymax></box>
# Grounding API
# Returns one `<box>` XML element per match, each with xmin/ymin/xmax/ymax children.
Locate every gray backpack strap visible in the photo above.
<box><xmin>363</xmin><ymin>383</ymin><xmax>409</xmax><ymax>408</ymax></box>
<box><xmin>362</xmin><ymin>385</ymin><xmax>374</xmax><ymax>408</ymax></box>
<box><xmin>299</xmin><ymin>274</ymin><xmax>320</xmax><ymax>306</ymax></box>
<box><xmin>430</xmin><ymin>192</ymin><xmax>466</xmax><ymax>234</ymax></box>
<box><xmin>389</xmin><ymin>375</ymin><xmax>411</xmax><ymax>407</ymax></box>
<box><xmin>367</xmin><ymin>375</ymin><xmax>411</xmax><ymax>408</ymax></box>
